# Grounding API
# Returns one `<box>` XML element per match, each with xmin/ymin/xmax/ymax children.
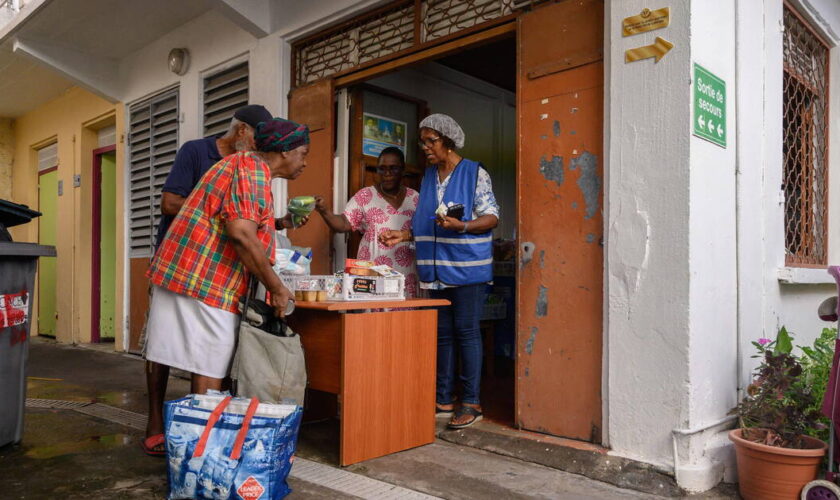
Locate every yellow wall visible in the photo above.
<box><xmin>10</xmin><ymin>87</ymin><xmax>127</xmax><ymax>350</ymax></box>
<box><xmin>0</xmin><ymin>118</ymin><xmax>13</xmax><ymax>200</ymax></box>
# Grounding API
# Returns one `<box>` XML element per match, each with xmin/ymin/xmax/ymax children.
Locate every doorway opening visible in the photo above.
<box><xmin>339</xmin><ymin>34</ymin><xmax>518</xmax><ymax>425</ymax></box>
<box><xmin>91</xmin><ymin>146</ymin><xmax>117</xmax><ymax>343</ymax></box>
<box><xmin>292</xmin><ymin>0</ymin><xmax>605</xmax><ymax>444</ymax></box>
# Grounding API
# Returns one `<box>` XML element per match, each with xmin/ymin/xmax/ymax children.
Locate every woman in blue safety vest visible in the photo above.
<box><xmin>380</xmin><ymin>113</ymin><xmax>499</xmax><ymax>429</ymax></box>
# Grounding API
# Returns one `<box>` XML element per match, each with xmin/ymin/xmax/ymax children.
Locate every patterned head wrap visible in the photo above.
<box><xmin>254</xmin><ymin>118</ymin><xmax>310</xmax><ymax>153</ymax></box>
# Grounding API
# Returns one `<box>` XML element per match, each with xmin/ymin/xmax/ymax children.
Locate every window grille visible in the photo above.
<box><xmin>422</xmin><ymin>0</ymin><xmax>514</xmax><ymax>42</ymax></box>
<box><xmin>127</xmin><ymin>88</ymin><xmax>179</xmax><ymax>257</ymax></box>
<box><xmin>37</xmin><ymin>142</ymin><xmax>57</xmax><ymax>172</ymax></box>
<box><xmin>293</xmin><ymin>0</ymin><xmax>523</xmax><ymax>87</ymax></box>
<box><xmin>203</xmin><ymin>61</ymin><xmax>249</xmax><ymax>137</ymax></box>
<box><xmin>782</xmin><ymin>6</ymin><xmax>830</xmax><ymax>266</ymax></box>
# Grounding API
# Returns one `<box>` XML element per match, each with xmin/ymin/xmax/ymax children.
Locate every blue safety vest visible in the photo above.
<box><xmin>413</xmin><ymin>159</ymin><xmax>493</xmax><ymax>285</ymax></box>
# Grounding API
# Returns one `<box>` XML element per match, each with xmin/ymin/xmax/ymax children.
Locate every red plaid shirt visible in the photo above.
<box><xmin>148</xmin><ymin>151</ymin><xmax>276</xmax><ymax>313</ymax></box>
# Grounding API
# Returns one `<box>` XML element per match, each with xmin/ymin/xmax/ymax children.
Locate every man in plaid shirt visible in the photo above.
<box><xmin>142</xmin><ymin>118</ymin><xmax>310</xmax><ymax>456</ymax></box>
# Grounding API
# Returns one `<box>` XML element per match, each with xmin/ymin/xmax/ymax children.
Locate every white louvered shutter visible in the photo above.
<box><xmin>203</xmin><ymin>61</ymin><xmax>249</xmax><ymax>137</ymax></box>
<box><xmin>128</xmin><ymin>88</ymin><xmax>179</xmax><ymax>257</ymax></box>
<box><xmin>37</xmin><ymin>143</ymin><xmax>58</xmax><ymax>171</ymax></box>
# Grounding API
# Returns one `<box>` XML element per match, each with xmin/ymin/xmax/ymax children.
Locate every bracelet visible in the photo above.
<box><xmin>460</xmin><ymin>222</ymin><xmax>469</xmax><ymax>234</ymax></box>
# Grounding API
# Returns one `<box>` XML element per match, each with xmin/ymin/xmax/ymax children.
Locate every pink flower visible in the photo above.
<box><xmin>375</xmin><ymin>255</ymin><xmax>394</xmax><ymax>267</ymax></box>
<box><xmin>357</xmin><ymin>245</ymin><xmax>371</xmax><ymax>259</ymax></box>
<box><xmin>355</xmin><ymin>188</ymin><xmax>373</xmax><ymax>207</ymax></box>
<box><xmin>367</xmin><ymin>207</ymin><xmax>388</xmax><ymax>224</ymax></box>
<box><xmin>347</xmin><ymin>208</ymin><xmax>364</xmax><ymax>230</ymax></box>
<box><xmin>395</xmin><ymin>244</ymin><xmax>414</xmax><ymax>267</ymax></box>
<box><xmin>757</xmin><ymin>338</ymin><xmax>771</xmax><ymax>346</ymax></box>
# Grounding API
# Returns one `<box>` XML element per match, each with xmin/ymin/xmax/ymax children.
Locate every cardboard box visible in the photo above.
<box><xmin>341</xmin><ymin>273</ymin><xmax>405</xmax><ymax>301</ymax></box>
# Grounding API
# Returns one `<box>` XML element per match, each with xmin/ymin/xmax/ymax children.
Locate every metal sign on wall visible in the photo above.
<box><xmin>693</xmin><ymin>63</ymin><xmax>726</xmax><ymax>147</ymax></box>
<box><xmin>622</xmin><ymin>7</ymin><xmax>670</xmax><ymax>36</ymax></box>
<box><xmin>623</xmin><ymin>7</ymin><xmax>673</xmax><ymax>64</ymax></box>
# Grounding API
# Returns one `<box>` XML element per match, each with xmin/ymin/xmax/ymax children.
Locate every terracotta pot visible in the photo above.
<box><xmin>729</xmin><ymin>429</ymin><xmax>827</xmax><ymax>500</ymax></box>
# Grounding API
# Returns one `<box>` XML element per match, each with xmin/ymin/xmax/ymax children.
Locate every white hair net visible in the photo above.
<box><xmin>419</xmin><ymin>113</ymin><xmax>465</xmax><ymax>149</ymax></box>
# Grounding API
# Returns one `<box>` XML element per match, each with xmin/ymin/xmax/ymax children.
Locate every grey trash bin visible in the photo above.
<box><xmin>0</xmin><ymin>199</ymin><xmax>56</xmax><ymax>448</ymax></box>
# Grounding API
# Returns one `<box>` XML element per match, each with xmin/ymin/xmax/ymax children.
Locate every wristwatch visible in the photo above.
<box><xmin>459</xmin><ymin>222</ymin><xmax>469</xmax><ymax>234</ymax></box>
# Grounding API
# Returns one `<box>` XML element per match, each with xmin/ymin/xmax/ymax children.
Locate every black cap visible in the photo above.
<box><xmin>233</xmin><ymin>104</ymin><xmax>273</xmax><ymax>128</ymax></box>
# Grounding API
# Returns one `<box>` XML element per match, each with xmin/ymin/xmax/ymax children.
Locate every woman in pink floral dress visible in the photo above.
<box><xmin>314</xmin><ymin>147</ymin><xmax>420</xmax><ymax>297</ymax></box>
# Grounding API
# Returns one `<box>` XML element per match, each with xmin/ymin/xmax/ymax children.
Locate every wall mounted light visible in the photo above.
<box><xmin>168</xmin><ymin>48</ymin><xmax>190</xmax><ymax>76</ymax></box>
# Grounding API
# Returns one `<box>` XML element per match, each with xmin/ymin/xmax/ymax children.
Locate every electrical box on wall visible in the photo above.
<box><xmin>73</xmin><ymin>174</ymin><xmax>81</xmax><ymax>187</ymax></box>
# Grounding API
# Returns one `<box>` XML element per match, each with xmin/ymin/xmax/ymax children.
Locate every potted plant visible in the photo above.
<box><xmin>729</xmin><ymin>327</ymin><xmax>828</xmax><ymax>500</ymax></box>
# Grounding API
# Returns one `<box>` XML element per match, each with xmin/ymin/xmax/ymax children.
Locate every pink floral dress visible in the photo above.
<box><xmin>343</xmin><ymin>186</ymin><xmax>420</xmax><ymax>297</ymax></box>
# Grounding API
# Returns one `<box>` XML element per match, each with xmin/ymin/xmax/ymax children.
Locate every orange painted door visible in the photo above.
<box><xmin>289</xmin><ymin>79</ymin><xmax>335</xmax><ymax>274</ymax></box>
<box><xmin>516</xmin><ymin>0</ymin><xmax>604</xmax><ymax>441</ymax></box>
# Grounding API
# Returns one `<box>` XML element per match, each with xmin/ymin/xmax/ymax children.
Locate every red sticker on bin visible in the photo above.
<box><xmin>237</xmin><ymin>476</ymin><xmax>265</xmax><ymax>500</ymax></box>
<box><xmin>0</xmin><ymin>291</ymin><xmax>29</xmax><ymax>329</ymax></box>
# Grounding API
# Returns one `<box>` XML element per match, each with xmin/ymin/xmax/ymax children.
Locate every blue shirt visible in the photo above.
<box><xmin>154</xmin><ymin>137</ymin><xmax>222</xmax><ymax>251</ymax></box>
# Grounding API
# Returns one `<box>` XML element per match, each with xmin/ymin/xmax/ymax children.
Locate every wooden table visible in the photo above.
<box><xmin>287</xmin><ymin>298</ymin><xmax>449</xmax><ymax>466</ymax></box>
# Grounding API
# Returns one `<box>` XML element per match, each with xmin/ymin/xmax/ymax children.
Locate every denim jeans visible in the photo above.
<box><xmin>430</xmin><ymin>284</ymin><xmax>485</xmax><ymax>405</ymax></box>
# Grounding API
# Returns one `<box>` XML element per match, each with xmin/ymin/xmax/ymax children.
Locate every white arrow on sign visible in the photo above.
<box><xmin>708</xmin><ymin>120</ymin><xmax>715</xmax><ymax>133</ymax></box>
<box><xmin>698</xmin><ymin>115</ymin><xmax>705</xmax><ymax>129</ymax></box>
<box><xmin>717</xmin><ymin>123</ymin><xmax>723</xmax><ymax>136</ymax></box>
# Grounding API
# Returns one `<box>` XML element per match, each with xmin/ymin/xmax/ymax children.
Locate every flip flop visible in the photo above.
<box><xmin>436</xmin><ymin>404</ymin><xmax>455</xmax><ymax>418</ymax></box>
<box><xmin>140</xmin><ymin>433</ymin><xmax>166</xmax><ymax>457</ymax></box>
<box><xmin>448</xmin><ymin>406</ymin><xmax>483</xmax><ymax>429</ymax></box>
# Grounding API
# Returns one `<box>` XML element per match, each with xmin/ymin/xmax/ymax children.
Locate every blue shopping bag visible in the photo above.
<box><xmin>164</xmin><ymin>394</ymin><xmax>303</xmax><ymax>500</ymax></box>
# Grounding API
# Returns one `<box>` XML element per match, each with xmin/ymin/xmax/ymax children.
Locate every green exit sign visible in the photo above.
<box><xmin>693</xmin><ymin>63</ymin><xmax>726</xmax><ymax>148</ymax></box>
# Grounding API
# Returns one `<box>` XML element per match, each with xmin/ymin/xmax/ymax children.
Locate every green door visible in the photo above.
<box><xmin>38</xmin><ymin>170</ymin><xmax>58</xmax><ymax>336</ymax></box>
<box><xmin>99</xmin><ymin>153</ymin><xmax>117</xmax><ymax>339</ymax></box>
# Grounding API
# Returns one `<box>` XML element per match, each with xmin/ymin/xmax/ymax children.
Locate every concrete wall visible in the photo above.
<box><xmin>604</xmin><ymin>0</ymin><xmax>692</xmax><ymax>471</ymax></box>
<box><xmin>119</xmin><ymin>9</ymin><xmax>281</xmax><ymax>143</ymax></box>
<box><xmin>115</xmin><ymin>9</ymin><xmax>302</xmax><ymax>226</ymax></box>
<box><xmin>607</xmin><ymin>0</ymin><xmax>840</xmax><ymax>488</ymax></box>
<box><xmin>0</xmin><ymin>118</ymin><xmax>13</xmax><ymax>199</ymax></box>
<box><xmin>10</xmin><ymin>87</ymin><xmax>125</xmax><ymax>348</ymax></box>
<box><xmin>681</xmin><ymin>0</ymin><xmax>739</xmax><ymax>490</ymax></box>
<box><xmin>368</xmin><ymin>62</ymin><xmax>516</xmax><ymax>239</ymax></box>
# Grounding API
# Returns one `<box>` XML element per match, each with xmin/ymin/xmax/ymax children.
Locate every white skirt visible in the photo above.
<box><xmin>144</xmin><ymin>286</ymin><xmax>239</xmax><ymax>379</ymax></box>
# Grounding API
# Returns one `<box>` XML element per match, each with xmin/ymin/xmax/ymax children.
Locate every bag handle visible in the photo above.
<box><xmin>230</xmin><ymin>397</ymin><xmax>260</xmax><ymax>460</ymax></box>
<box><xmin>233</xmin><ymin>276</ymin><xmax>257</xmax><ymax>396</ymax></box>
<box><xmin>193</xmin><ymin>395</ymin><xmax>232</xmax><ymax>458</ymax></box>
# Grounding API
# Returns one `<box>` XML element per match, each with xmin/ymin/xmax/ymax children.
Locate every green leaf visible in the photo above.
<box><xmin>775</xmin><ymin>327</ymin><xmax>793</xmax><ymax>355</ymax></box>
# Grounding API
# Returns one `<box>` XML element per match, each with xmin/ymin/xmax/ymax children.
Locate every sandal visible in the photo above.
<box><xmin>448</xmin><ymin>406</ymin><xmax>483</xmax><ymax>429</ymax></box>
<box><xmin>435</xmin><ymin>404</ymin><xmax>455</xmax><ymax>418</ymax></box>
<box><xmin>140</xmin><ymin>433</ymin><xmax>166</xmax><ymax>457</ymax></box>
